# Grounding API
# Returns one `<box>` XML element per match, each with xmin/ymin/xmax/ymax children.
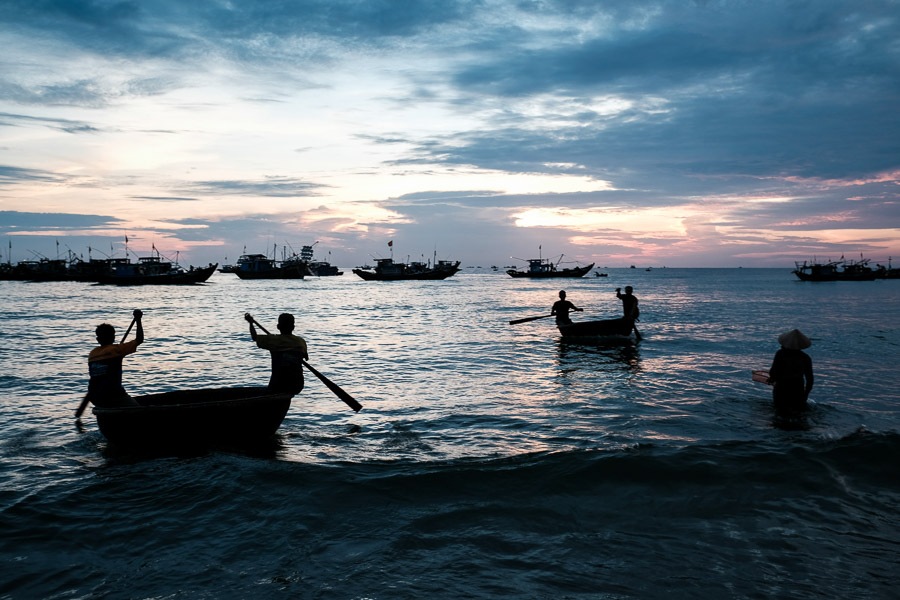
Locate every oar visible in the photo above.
<box><xmin>509</xmin><ymin>314</ymin><xmax>554</xmax><ymax>325</ymax></box>
<box><xmin>248</xmin><ymin>316</ymin><xmax>362</xmax><ymax>412</ymax></box>
<box><xmin>632</xmin><ymin>323</ymin><xmax>643</xmax><ymax>342</ymax></box>
<box><xmin>75</xmin><ymin>315</ymin><xmax>137</xmax><ymax>419</ymax></box>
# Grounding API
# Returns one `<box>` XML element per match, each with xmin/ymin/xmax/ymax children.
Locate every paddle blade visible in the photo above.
<box><xmin>509</xmin><ymin>314</ymin><xmax>552</xmax><ymax>325</ymax></box>
<box><xmin>303</xmin><ymin>360</ymin><xmax>362</xmax><ymax>412</ymax></box>
<box><xmin>752</xmin><ymin>370</ymin><xmax>772</xmax><ymax>385</ymax></box>
<box><xmin>75</xmin><ymin>395</ymin><xmax>90</xmax><ymax>419</ymax></box>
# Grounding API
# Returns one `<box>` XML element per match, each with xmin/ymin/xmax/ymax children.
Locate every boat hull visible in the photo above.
<box><xmin>793</xmin><ymin>270</ymin><xmax>878</xmax><ymax>281</ymax></box>
<box><xmin>308</xmin><ymin>262</ymin><xmax>343</xmax><ymax>276</ymax></box>
<box><xmin>507</xmin><ymin>263</ymin><xmax>595</xmax><ymax>278</ymax></box>
<box><xmin>92</xmin><ymin>386</ymin><xmax>293</xmax><ymax>448</ymax></box>
<box><xmin>234</xmin><ymin>267</ymin><xmax>306</xmax><ymax>279</ymax></box>
<box><xmin>352</xmin><ymin>268</ymin><xmax>458</xmax><ymax>280</ymax></box>
<box><xmin>558</xmin><ymin>317</ymin><xmax>635</xmax><ymax>338</ymax></box>
<box><xmin>97</xmin><ymin>264</ymin><xmax>218</xmax><ymax>285</ymax></box>
<box><xmin>352</xmin><ymin>259</ymin><xmax>460</xmax><ymax>280</ymax></box>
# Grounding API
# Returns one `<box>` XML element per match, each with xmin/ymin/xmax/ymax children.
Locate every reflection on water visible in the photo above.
<box><xmin>2</xmin><ymin>269</ymin><xmax>900</xmax><ymax>463</ymax></box>
<box><xmin>556</xmin><ymin>338</ymin><xmax>641</xmax><ymax>376</ymax></box>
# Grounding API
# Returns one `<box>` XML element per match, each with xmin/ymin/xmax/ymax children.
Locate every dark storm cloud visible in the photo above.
<box><xmin>431</xmin><ymin>1</ymin><xmax>900</xmax><ymax>182</ymax></box>
<box><xmin>1</xmin><ymin>0</ymin><xmax>476</xmax><ymax>59</ymax></box>
<box><xmin>6</xmin><ymin>1</ymin><xmax>896</xmax><ymax>183</ymax></box>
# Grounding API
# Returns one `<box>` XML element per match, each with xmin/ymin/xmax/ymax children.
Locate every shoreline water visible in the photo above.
<box><xmin>1</xmin><ymin>269</ymin><xmax>898</xmax><ymax>598</ymax></box>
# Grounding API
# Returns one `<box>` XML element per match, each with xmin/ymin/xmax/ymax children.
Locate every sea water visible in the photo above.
<box><xmin>1</xmin><ymin>268</ymin><xmax>898</xmax><ymax>599</ymax></box>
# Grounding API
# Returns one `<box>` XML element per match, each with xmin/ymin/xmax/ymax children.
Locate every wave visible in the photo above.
<box><xmin>335</xmin><ymin>428</ymin><xmax>899</xmax><ymax>501</ymax></box>
<box><xmin>2</xmin><ymin>430</ymin><xmax>897</xmax><ymax>600</ymax></box>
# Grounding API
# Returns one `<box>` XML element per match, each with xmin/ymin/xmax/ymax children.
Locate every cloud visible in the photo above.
<box><xmin>0</xmin><ymin>210</ymin><xmax>119</xmax><ymax>230</ymax></box>
<box><xmin>0</xmin><ymin>112</ymin><xmax>101</xmax><ymax>133</ymax></box>
<box><xmin>179</xmin><ymin>177</ymin><xmax>328</xmax><ymax>198</ymax></box>
<box><xmin>0</xmin><ymin>165</ymin><xmax>69</xmax><ymax>185</ymax></box>
<box><xmin>130</xmin><ymin>196</ymin><xmax>200</xmax><ymax>202</ymax></box>
<box><xmin>0</xmin><ymin>0</ymin><xmax>897</xmax><ymax>267</ymax></box>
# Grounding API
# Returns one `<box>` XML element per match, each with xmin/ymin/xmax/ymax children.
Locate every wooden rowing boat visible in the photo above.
<box><xmin>91</xmin><ymin>387</ymin><xmax>293</xmax><ymax>448</ymax></box>
<box><xmin>557</xmin><ymin>317</ymin><xmax>635</xmax><ymax>338</ymax></box>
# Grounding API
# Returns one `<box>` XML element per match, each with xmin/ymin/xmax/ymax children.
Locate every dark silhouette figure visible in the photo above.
<box><xmin>246</xmin><ymin>312</ymin><xmax>307</xmax><ymax>395</ymax></box>
<box><xmin>768</xmin><ymin>329</ymin><xmax>814</xmax><ymax>414</ymax></box>
<box><xmin>551</xmin><ymin>290</ymin><xmax>583</xmax><ymax>324</ymax></box>
<box><xmin>87</xmin><ymin>310</ymin><xmax>143</xmax><ymax>408</ymax></box>
<box><xmin>616</xmin><ymin>286</ymin><xmax>640</xmax><ymax>321</ymax></box>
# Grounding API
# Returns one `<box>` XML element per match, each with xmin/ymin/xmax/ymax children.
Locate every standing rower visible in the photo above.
<box><xmin>87</xmin><ymin>309</ymin><xmax>144</xmax><ymax>408</ymax></box>
<box><xmin>246</xmin><ymin>312</ymin><xmax>308</xmax><ymax>395</ymax></box>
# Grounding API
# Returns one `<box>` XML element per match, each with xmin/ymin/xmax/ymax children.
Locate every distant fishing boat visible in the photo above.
<box><xmin>792</xmin><ymin>256</ymin><xmax>883</xmax><ymax>281</ymax></box>
<box><xmin>0</xmin><ymin>252</ymin><xmax>130</xmax><ymax>282</ymax></box>
<box><xmin>97</xmin><ymin>254</ymin><xmax>217</xmax><ymax>285</ymax></box>
<box><xmin>594</xmin><ymin>271</ymin><xmax>608</xmax><ymax>277</ymax></box>
<box><xmin>68</xmin><ymin>257</ymin><xmax>133</xmax><ymax>282</ymax></box>
<box><xmin>91</xmin><ymin>387</ymin><xmax>293</xmax><ymax>449</ymax></box>
<box><xmin>878</xmin><ymin>259</ymin><xmax>900</xmax><ymax>279</ymax></box>
<box><xmin>232</xmin><ymin>253</ymin><xmax>309</xmax><ymax>279</ymax></box>
<box><xmin>300</xmin><ymin>242</ymin><xmax>343</xmax><ymax>276</ymax></box>
<box><xmin>506</xmin><ymin>254</ymin><xmax>594</xmax><ymax>278</ymax></box>
<box><xmin>353</xmin><ymin>257</ymin><xmax>461</xmax><ymax>281</ymax></box>
<box><xmin>0</xmin><ymin>258</ymin><xmax>68</xmax><ymax>281</ymax></box>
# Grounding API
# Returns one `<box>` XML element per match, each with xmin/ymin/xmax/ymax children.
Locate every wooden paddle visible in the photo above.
<box><xmin>248</xmin><ymin>316</ymin><xmax>362</xmax><ymax>412</ymax></box>
<box><xmin>509</xmin><ymin>314</ymin><xmax>554</xmax><ymax>325</ymax></box>
<box><xmin>632</xmin><ymin>323</ymin><xmax>643</xmax><ymax>342</ymax></box>
<box><xmin>75</xmin><ymin>315</ymin><xmax>137</xmax><ymax>419</ymax></box>
<box><xmin>752</xmin><ymin>370</ymin><xmax>772</xmax><ymax>385</ymax></box>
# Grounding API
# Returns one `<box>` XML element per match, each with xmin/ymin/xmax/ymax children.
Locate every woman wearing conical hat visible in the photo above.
<box><xmin>768</xmin><ymin>329</ymin><xmax>814</xmax><ymax>414</ymax></box>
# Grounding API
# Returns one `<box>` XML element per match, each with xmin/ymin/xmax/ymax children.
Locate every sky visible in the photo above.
<box><xmin>1</xmin><ymin>0</ymin><xmax>899</xmax><ymax>268</ymax></box>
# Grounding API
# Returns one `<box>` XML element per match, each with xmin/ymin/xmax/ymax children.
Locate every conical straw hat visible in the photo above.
<box><xmin>778</xmin><ymin>329</ymin><xmax>811</xmax><ymax>350</ymax></box>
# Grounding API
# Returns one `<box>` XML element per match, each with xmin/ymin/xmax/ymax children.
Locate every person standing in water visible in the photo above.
<box><xmin>246</xmin><ymin>312</ymin><xmax>308</xmax><ymax>395</ymax></box>
<box><xmin>87</xmin><ymin>309</ymin><xmax>144</xmax><ymax>408</ymax></box>
<box><xmin>768</xmin><ymin>329</ymin><xmax>814</xmax><ymax>413</ymax></box>
<box><xmin>551</xmin><ymin>290</ymin><xmax>583</xmax><ymax>324</ymax></box>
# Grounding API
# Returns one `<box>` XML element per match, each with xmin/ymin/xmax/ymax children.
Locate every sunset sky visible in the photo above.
<box><xmin>1</xmin><ymin>0</ymin><xmax>898</xmax><ymax>268</ymax></box>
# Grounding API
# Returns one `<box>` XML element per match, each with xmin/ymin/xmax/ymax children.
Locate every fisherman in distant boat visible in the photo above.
<box><xmin>551</xmin><ymin>290</ymin><xmax>583</xmax><ymax>324</ymax></box>
<box><xmin>616</xmin><ymin>286</ymin><xmax>640</xmax><ymax>322</ymax></box>
<box><xmin>87</xmin><ymin>309</ymin><xmax>143</xmax><ymax>408</ymax></box>
<box><xmin>767</xmin><ymin>329</ymin><xmax>814</xmax><ymax>414</ymax></box>
<box><xmin>246</xmin><ymin>312</ymin><xmax>307</xmax><ymax>395</ymax></box>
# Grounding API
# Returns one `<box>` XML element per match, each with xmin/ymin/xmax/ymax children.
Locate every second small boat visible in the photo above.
<box><xmin>558</xmin><ymin>317</ymin><xmax>636</xmax><ymax>339</ymax></box>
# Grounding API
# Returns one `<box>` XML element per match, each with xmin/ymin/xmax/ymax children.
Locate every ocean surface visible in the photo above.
<box><xmin>1</xmin><ymin>267</ymin><xmax>898</xmax><ymax>599</ymax></box>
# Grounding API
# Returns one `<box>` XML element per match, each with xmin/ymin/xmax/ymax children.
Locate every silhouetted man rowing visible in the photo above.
<box><xmin>616</xmin><ymin>286</ymin><xmax>639</xmax><ymax>322</ymax></box>
<box><xmin>551</xmin><ymin>290</ymin><xmax>583</xmax><ymax>324</ymax></box>
<box><xmin>246</xmin><ymin>312</ymin><xmax>307</xmax><ymax>395</ymax></box>
<box><xmin>87</xmin><ymin>309</ymin><xmax>143</xmax><ymax>408</ymax></box>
